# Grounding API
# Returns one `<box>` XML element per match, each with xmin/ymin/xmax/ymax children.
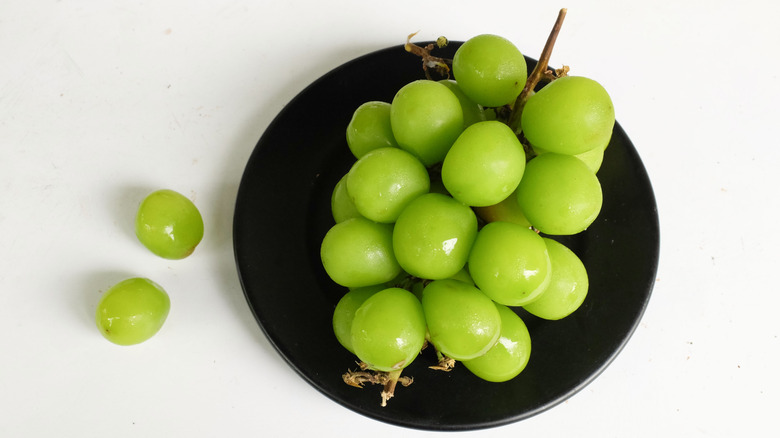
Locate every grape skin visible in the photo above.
<box><xmin>523</xmin><ymin>238</ymin><xmax>589</xmax><ymax>320</ymax></box>
<box><xmin>461</xmin><ymin>304</ymin><xmax>531</xmax><ymax>382</ymax></box>
<box><xmin>468</xmin><ymin>221</ymin><xmax>552</xmax><ymax>307</ymax></box>
<box><xmin>320</xmin><ymin>217</ymin><xmax>400</xmax><ymax>288</ymax></box>
<box><xmin>390</xmin><ymin>79</ymin><xmax>464</xmax><ymax>166</ymax></box>
<box><xmin>392</xmin><ymin>193</ymin><xmax>478</xmax><ymax>280</ymax></box>
<box><xmin>135</xmin><ymin>189</ymin><xmax>204</xmax><ymax>260</ymax></box>
<box><xmin>330</xmin><ymin>174</ymin><xmax>362</xmax><ymax>223</ymax></box>
<box><xmin>438</xmin><ymin>79</ymin><xmax>486</xmax><ymax>128</ymax></box>
<box><xmin>350</xmin><ymin>288</ymin><xmax>427</xmax><ymax>372</ymax></box>
<box><xmin>441</xmin><ymin>121</ymin><xmax>526</xmax><ymax>207</ymax></box>
<box><xmin>452</xmin><ymin>34</ymin><xmax>528</xmax><ymax>107</ymax></box>
<box><xmin>521</xmin><ymin>75</ymin><xmax>615</xmax><ymax>156</ymax></box>
<box><xmin>346</xmin><ymin>101</ymin><xmax>398</xmax><ymax>159</ymax></box>
<box><xmin>472</xmin><ymin>187</ymin><xmax>533</xmax><ymax>228</ymax></box>
<box><xmin>516</xmin><ymin>152</ymin><xmax>603</xmax><ymax>235</ymax></box>
<box><xmin>332</xmin><ymin>285</ymin><xmax>384</xmax><ymax>353</ymax></box>
<box><xmin>422</xmin><ymin>279</ymin><xmax>502</xmax><ymax>361</ymax></box>
<box><xmin>95</xmin><ymin>277</ymin><xmax>170</xmax><ymax>346</ymax></box>
<box><xmin>345</xmin><ymin>147</ymin><xmax>430</xmax><ymax>224</ymax></box>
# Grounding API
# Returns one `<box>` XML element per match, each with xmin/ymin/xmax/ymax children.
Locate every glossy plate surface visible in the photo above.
<box><xmin>233</xmin><ymin>42</ymin><xmax>660</xmax><ymax>431</ymax></box>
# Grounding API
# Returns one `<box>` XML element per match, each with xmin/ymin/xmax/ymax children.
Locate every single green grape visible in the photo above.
<box><xmin>523</xmin><ymin>238</ymin><xmax>589</xmax><ymax>320</ymax></box>
<box><xmin>422</xmin><ymin>279</ymin><xmax>501</xmax><ymax>361</ymax></box>
<box><xmin>462</xmin><ymin>304</ymin><xmax>531</xmax><ymax>382</ymax></box>
<box><xmin>332</xmin><ymin>285</ymin><xmax>384</xmax><ymax>353</ymax></box>
<box><xmin>320</xmin><ymin>217</ymin><xmax>400</xmax><ymax>288</ymax></box>
<box><xmin>472</xmin><ymin>187</ymin><xmax>533</xmax><ymax>228</ymax></box>
<box><xmin>390</xmin><ymin>79</ymin><xmax>464</xmax><ymax>166</ymax></box>
<box><xmin>439</xmin><ymin>79</ymin><xmax>486</xmax><ymax>128</ymax></box>
<box><xmin>95</xmin><ymin>277</ymin><xmax>170</xmax><ymax>346</ymax></box>
<box><xmin>521</xmin><ymin>75</ymin><xmax>615</xmax><ymax>156</ymax></box>
<box><xmin>452</xmin><ymin>34</ymin><xmax>528</xmax><ymax>107</ymax></box>
<box><xmin>135</xmin><ymin>189</ymin><xmax>204</xmax><ymax>260</ymax></box>
<box><xmin>441</xmin><ymin>121</ymin><xmax>526</xmax><ymax>207</ymax></box>
<box><xmin>392</xmin><ymin>193</ymin><xmax>478</xmax><ymax>280</ymax></box>
<box><xmin>468</xmin><ymin>221</ymin><xmax>551</xmax><ymax>306</ymax></box>
<box><xmin>351</xmin><ymin>287</ymin><xmax>427</xmax><ymax>372</ymax></box>
<box><xmin>346</xmin><ymin>101</ymin><xmax>398</xmax><ymax>159</ymax></box>
<box><xmin>516</xmin><ymin>153</ymin><xmax>603</xmax><ymax>235</ymax></box>
<box><xmin>346</xmin><ymin>147</ymin><xmax>430</xmax><ymax>223</ymax></box>
<box><xmin>331</xmin><ymin>174</ymin><xmax>362</xmax><ymax>223</ymax></box>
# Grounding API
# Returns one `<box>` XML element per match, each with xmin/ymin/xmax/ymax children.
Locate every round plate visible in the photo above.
<box><xmin>233</xmin><ymin>42</ymin><xmax>660</xmax><ymax>431</ymax></box>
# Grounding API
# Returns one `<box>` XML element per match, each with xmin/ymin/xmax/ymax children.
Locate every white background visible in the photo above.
<box><xmin>1</xmin><ymin>0</ymin><xmax>777</xmax><ymax>436</ymax></box>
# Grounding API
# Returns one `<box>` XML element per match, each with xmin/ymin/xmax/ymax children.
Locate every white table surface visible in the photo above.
<box><xmin>2</xmin><ymin>0</ymin><xmax>777</xmax><ymax>436</ymax></box>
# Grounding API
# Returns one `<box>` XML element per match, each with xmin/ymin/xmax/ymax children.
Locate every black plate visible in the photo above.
<box><xmin>233</xmin><ymin>42</ymin><xmax>660</xmax><ymax>431</ymax></box>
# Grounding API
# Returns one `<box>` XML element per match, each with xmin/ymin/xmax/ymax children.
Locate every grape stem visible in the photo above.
<box><xmin>429</xmin><ymin>353</ymin><xmax>456</xmax><ymax>372</ymax></box>
<box><xmin>507</xmin><ymin>8</ymin><xmax>568</xmax><ymax>133</ymax></box>
<box><xmin>380</xmin><ymin>369</ymin><xmax>404</xmax><ymax>407</ymax></box>
<box><xmin>404</xmin><ymin>32</ymin><xmax>452</xmax><ymax>79</ymax></box>
<box><xmin>342</xmin><ymin>363</ymin><xmax>413</xmax><ymax>407</ymax></box>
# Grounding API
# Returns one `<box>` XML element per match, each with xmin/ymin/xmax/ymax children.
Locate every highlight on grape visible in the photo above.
<box><xmin>324</xmin><ymin>9</ymin><xmax>614</xmax><ymax>406</ymax></box>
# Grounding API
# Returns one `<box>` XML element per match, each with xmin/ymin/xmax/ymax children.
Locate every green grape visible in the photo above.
<box><xmin>439</xmin><ymin>79</ymin><xmax>486</xmax><ymax>128</ymax></box>
<box><xmin>441</xmin><ymin>121</ymin><xmax>526</xmax><ymax>207</ymax></box>
<box><xmin>346</xmin><ymin>147</ymin><xmax>429</xmax><ymax>223</ymax></box>
<box><xmin>351</xmin><ymin>287</ymin><xmax>427</xmax><ymax>372</ymax></box>
<box><xmin>462</xmin><ymin>304</ymin><xmax>531</xmax><ymax>382</ymax></box>
<box><xmin>533</xmin><ymin>142</ymin><xmax>606</xmax><ymax>173</ymax></box>
<box><xmin>449</xmin><ymin>266</ymin><xmax>475</xmax><ymax>285</ymax></box>
<box><xmin>523</xmin><ymin>238</ymin><xmax>589</xmax><ymax>320</ymax></box>
<box><xmin>95</xmin><ymin>277</ymin><xmax>170</xmax><ymax>346</ymax></box>
<box><xmin>422</xmin><ymin>279</ymin><xmax>502</xmax><ymax>361</ymax></box>
<box><xmin>452</xmin><ymin>34</ymin><xmax>528</xmax><ymax>107</ymax></box>
<box><xmin>520</xmin><ymin>75</ymin><xmax>615</xmax><ymax>155</ymax></box>
<box><xmin>392</xmin><ymin>193</ymin><xmax>477</xmax><ymax>280</ymax></box>
<box><xmin>472</xmin><ymin>187</ymin><xmax>533</xmax><ymax>228</ymax></box>
<box><xmin>331</xmin><ymin>174</ymin><xmax>362</xmax><ymax>223</ymax></box>
<box><xmin>135</xmin><ymin>189</ymin><xmax>204</xmax><ymax>260</ymax></box>
<box><xmin>320</xmin><ymin>217</ymin><xmax>401</xmax><ymax>288</ymax></box>
<box><xmin>346</xmin><ymin>101</ymin><xmax>398</xmax><ymax>159</ymax></box>
<box><xmin>390</xmin><ymin>79</ymin><xmax>464</xmax><ymax>166</ymax></box>
<box><xmin>516</xmin><ymin>153</ymin><xmax>603</xmax><ymax>235</ymax></box>
<box><xmin>332</xmin><ymin>285</ymin><xmax>384</xmax><ymax>353</ymax></box>
<box><xmin>468</xmin><ymin>221</ymin><xmax>551</xmax><ymax>306</ymax></box>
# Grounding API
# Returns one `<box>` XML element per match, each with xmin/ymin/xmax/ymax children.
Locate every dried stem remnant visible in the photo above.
<box><xmin>342</xmin><ymin>363</ymin><xmax>413</xmax><ymax>407</ymax></box>
<box><xmin>429</xmin><ymin>354</ymin><xmax>456</xmax><ymax>372</ymax></box>
<box><xmin>404</xmin><ymin>32</ymin><xmax>452</xmax><ymax>79</ymax></box>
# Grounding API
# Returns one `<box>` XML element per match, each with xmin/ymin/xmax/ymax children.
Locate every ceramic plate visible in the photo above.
<box><xmin>233</xmin><ymin>41</ymin><xmax>660</xmax><ymax>431</ymax></box>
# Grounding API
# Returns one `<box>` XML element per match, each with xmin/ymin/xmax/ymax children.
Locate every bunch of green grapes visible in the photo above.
<box><xmin>321</xmin><ymin>31</ymin><xmax>613</xmax><ymax>404</ymax></box>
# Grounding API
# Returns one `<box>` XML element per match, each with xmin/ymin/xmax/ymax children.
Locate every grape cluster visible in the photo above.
<box><xmin>321</xmin><ymin>33</ymin><xmax>614</xmax><ymax>404</ymax></box>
